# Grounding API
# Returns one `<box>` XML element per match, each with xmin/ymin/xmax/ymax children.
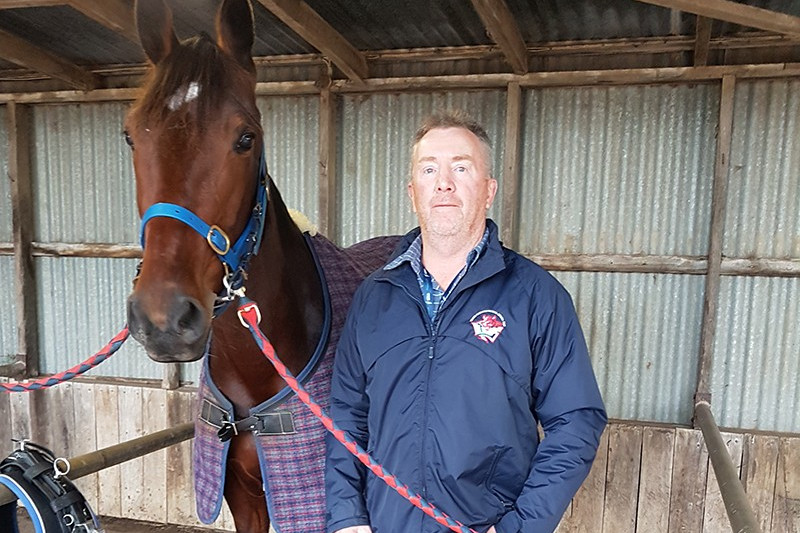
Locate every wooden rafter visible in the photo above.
<box><xmin>469</xmin><ymin>0</ymin><xmax>528</xmax><ymax>74</ymax></box>
<box><xmin>255</xmin><ymin>0</ymin><xmax>367</xmax><ymax>81</ymax></box>
<box><xmin>633</xmin><ymin>0</ymin><xmax>800</xmax><ymax>39</ymax></box>
<box><xmin>66</xmin><ymin>0</ymin><xmax>137</xmax><ymax>43</ymax></box>
<box><xmin>694</xmin><ymin>16</ymin><xmax>712</xmax><ymax>66</ymax></box>
<box><xmin>0</xmin><ymin>28</ymin><xmax>99</xmax><ymax>90</ymax></box>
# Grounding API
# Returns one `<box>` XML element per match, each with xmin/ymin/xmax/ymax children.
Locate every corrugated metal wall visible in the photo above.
<box><xmin>517</xmin><ymin>84</ymin><xmax>718</xmax><ymax>256</ymax></box>
<box><xmin>2</xmin><ymin>79</ymin><xmax>799</xmax><ymax>433</ymax></box>
<box><xmin>338</xmin><ymin>91</ymin><xmax>506</xmax><ymax>246</ymax></box>
<box><xmin>0</xmin><ymin>106</ymin><xmax>16</xmax><ymax>366</ymax></box>
<box><xmin>258</xmin><ymin>95</ymin><xmax>320</xmax><ymax>221</ymax></box>
<box><xmin>517</xmin><ymin>84</ymin><xmax>719</xmax><ymax>425</ymax></box>
<box><xmin>32</xmin><ymin>103</ymin><xmax>138</xmax><ymax>244</ymax></box>
<box><xmin>711</xmin><ymin>79</ymin><xmax>800</xmax><ymax>433</ymax></box>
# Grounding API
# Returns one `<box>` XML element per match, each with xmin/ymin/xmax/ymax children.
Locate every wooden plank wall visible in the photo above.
<box><xmin>1</xmin><ymin>382</ymin><xmax>798</xmax><ymax>532</ymax></box>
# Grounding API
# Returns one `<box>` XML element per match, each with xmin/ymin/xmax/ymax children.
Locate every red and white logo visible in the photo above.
<box><xmin>469</xmin><ymin>310</ymin><xmax>506</xmax><ymax>344</ymax></box>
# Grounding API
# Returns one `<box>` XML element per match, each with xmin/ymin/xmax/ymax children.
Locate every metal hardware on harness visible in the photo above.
<box><xmin>200</xmin><ymin>398</ymin><xmax>295</xmax><ymax>442</ymax></box>
<box><xmin>207</xmin><ymin>224</ymin><xmax>231</xmax><ymax>255</ymax></box>
<box><xmin>235</xmin><ymin>297</ymin><xmax>478</xmax><ymax>533</ymax></box>
<box><xmin>0</xmin><ymin>440</ymin><xmax>103</xmax><ymax>533</ymax></box>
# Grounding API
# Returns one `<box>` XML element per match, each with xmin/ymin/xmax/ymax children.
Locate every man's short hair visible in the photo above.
<box><xmin>411</xmin><ymin>110</ymin><xmax>493</xmax><ymax>176</ymax></box>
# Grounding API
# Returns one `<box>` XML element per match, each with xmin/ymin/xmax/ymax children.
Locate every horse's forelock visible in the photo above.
<box><xmin>134</xmin><ymin>34</ymin><xmax>252</xmax><ymax>125</ymax></box>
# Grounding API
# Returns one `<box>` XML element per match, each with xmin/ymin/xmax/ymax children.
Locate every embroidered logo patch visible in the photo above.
<box><xmin>469</xmin><ymin>310</ymin><xmax>506</xmax><ymax>344</ymax></box>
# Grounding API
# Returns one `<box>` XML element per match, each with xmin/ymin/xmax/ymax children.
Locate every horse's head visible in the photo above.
<box><xmin>125</xmin><ymin>0</ymin><xmax>263</xmax><ymax>362</ymax></box>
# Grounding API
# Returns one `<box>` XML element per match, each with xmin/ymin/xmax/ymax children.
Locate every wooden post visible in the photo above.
<box><xmin>319</xmin><ymin>87</ymin><xmax>338</xmax><ymax>241</ymax></box>
<box><xmin>7</xmin><ymin>102</ymin><xmax>39</xmax><ymax>378</ymax></box>
<box><xmin>500</xmin><ymin>81</ymin><xmax>522</xmax><ymax>248</ymax></box>
<box><xmin>694</xmin><ymin>75</ymin><xmax>736</xmax><ymax>406</ymax></box>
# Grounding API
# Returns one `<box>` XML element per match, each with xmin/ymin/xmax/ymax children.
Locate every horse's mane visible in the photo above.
<box><xmin>133</xmin><ymin>33</ymin><xmax>254</xmax><ymax>125</ymax></box>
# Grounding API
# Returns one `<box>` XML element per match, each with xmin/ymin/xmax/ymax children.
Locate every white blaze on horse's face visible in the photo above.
<box><xmin>167</xmin><ymin>81</ymin><xmax>201</xmax><ymax>111</ymax></box>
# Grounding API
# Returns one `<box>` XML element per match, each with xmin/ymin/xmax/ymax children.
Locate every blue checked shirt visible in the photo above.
<box><xmin>384</xmin><ymin>228</ymin><xmax>490</xmax><ymax>321</ymax></box>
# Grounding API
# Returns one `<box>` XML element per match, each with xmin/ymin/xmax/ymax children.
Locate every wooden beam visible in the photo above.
<box><xmin>0</xmin><ymin>29</ymin><xmax>99</xmax><ymax>90</ymax></box>
<box><xmin>695</xmin><ymin>16</ymin><xmax>713</xmax><ymax>67</ymax></box>
<box><xmin>469</xmin><ymin>0</ymin><xmax>528</xmax><ymax>74</ymax></box>
<box><xmin>318</xmin><ymin>87</ymin><xmax>338</xmax><ymax>239</ymax></box>
<box><xmin>500</xmin><ymin>81</ymin><xmax>522</xmax><ymax>245</ymax></box>
<box><xmin>7</xmin><ymin>102</ymin><xmax>40</xmax><ymax>378</ymax></box>
<box><xmin>66</xmin><ymin>0</ymin><xmax>137</xmax><ymax>43</ymax></box>
<box><xmin>255</xmin><ymin>0</ymin><xmax>368</xmax><ymax>81</ymax></box>
<box><xmin>0</xmin><ymin>0</ymin><xmax>64</xmax><ymax>8</ymax></box>
<box><xmin>695</xmin><ymin>75</ymin><xmax>736</xmax><ymax>405</ymax></box>
<box><xmin>633</xmin><ymin>0</ymin><xmax>800</xmax><ymax>39</ymax></box>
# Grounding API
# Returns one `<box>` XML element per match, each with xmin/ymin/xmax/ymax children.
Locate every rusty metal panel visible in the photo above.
<box><xmin>0</xmin><ymin>105</ymin><xmax>10</xmax><ymax>242</ymax></box>
<box><xmin>258</xmin><ymin>95</ymin><xmax>320</xmax><ymax>225</ymax></box>
<box><xmin>0</xmin><ymin>257</ymin><xmax>16</xmax><ymax>366</ymax></box>
<box><xmin>338</xmin><ymin>91</ymin><xmax>507</xmax><ymax>246</ymax></box>
<box><xmin>518</xmin><ymin>83</ymin><xmax>719</xmax><ymax>256</ymax></box>
<box><xmin>556</xmin><ymin>270</ymin><xmax>705</xmax><ymax>425</ymax></box>
<box><xmin>31</xmin><ymin>103</ymin><xmax>138</xmax><ymax>244</ymax></box>
<box><xmin>712</xmin><ymin>277</ymin><xmax>800</xmax><ymax>433</ymax></box>
<box><xmin>35</xmin><ymin>256</ymin><xmax>203</xmax><ymax>383</ymax></box>
<box><xmin>725</xmin><ymin>79</ymin><xmax>800</xmax><ymax>259</ymax></box>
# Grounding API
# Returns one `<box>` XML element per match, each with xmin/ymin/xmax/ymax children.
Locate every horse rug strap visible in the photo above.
<box><xmin>199</xmin><ymin>398</ymin><xmax>296</xmax><ymax>441</ymax></box>
<box><xmin>0</xmin><ymin>441</ymin><xmax>103</xmax><ymax>533</ymax></box>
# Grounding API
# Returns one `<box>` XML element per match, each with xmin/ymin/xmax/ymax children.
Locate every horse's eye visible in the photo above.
<box><xmin>123</xmin><ymin>130</ymin><xmax>134</xmax><ymax>149</ymax></box>
<box><xmin>235</xmin><ymin>132</ymin><xmax>255</xmax><ymax>153</ymax></box>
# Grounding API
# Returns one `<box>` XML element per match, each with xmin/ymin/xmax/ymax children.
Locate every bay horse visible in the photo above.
<box><xmin>125</xmin><ymin>1</ymin><xmax>398</xmax><ymax>532</ymax></box>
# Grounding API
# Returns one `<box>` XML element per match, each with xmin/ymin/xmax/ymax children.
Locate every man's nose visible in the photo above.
<box><xmin>435</xmin><ymin>169</ymin><xmax>455</xmax><ymax>191</ymax></box>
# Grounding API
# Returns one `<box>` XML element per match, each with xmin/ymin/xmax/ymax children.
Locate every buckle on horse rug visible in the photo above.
<box><xmin>200</xmin><ymin>399</ymin><xmax>296</xmax><ymax>442</ymax></box>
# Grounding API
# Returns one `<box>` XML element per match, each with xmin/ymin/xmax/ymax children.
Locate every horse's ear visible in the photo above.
<box><xmin>135</xmin><ymin>0</ymin><xmax>179</xmax><ymax>65</ymax></box>
<box><xmin>216</xmin><ymin>0</ymin><xmax>256</xmax><ymax>73</ymax></box>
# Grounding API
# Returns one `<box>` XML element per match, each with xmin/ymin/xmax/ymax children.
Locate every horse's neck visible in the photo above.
<box><xmin>209</xmin><ymin>181</ymin><xmax>325</xmax><ymax>414</ymax></box>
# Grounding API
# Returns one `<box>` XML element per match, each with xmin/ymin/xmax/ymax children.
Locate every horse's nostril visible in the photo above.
<box><xmin>173</xmin><ymin>296</ymin><xmax>207</xmax><ymax>344</ymax></box>
<box><xmin>127</xmin><ymin>296</ymin><xmax>151</xmax><ymax>338</ymax></box>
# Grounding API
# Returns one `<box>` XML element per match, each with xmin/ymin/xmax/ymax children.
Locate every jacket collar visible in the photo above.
<box><xmin>375</xmin><ymin>219</ymin><xmax>506</xmax><ymax>290</ymax></box>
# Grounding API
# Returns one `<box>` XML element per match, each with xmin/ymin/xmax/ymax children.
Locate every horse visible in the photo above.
<box><xmin>124</xmin><ymin>1</ymin><xmax>399</xmax><ymax>532</ymax></box>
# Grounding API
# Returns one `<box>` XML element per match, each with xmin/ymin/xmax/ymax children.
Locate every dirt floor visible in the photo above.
<box><xmin>15</xmin><ymin>509</ymin><xmax>230</xmax><ymax>532</ymax></box>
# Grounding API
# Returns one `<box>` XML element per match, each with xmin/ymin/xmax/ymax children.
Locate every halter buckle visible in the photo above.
<box><xmin>207</xmin><ymin>225</ymin><xmax>231</xmax><ymax>255</ymax></box>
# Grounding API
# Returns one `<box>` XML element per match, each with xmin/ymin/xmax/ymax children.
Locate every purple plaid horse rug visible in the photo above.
<box><xmin>193</xmin><ymin>232</ymin><xmax>401</xmax><ymax>533</ymax></box>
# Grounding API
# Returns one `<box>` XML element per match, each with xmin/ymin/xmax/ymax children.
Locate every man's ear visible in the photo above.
<box><xmin>485</xmin><ymin>178</ymin><xmax>498</xmax><ymax>210</ymax></box>
<box><xmin>407</xmin><ymin>182</ymin><xmax>417</xmax><ymax>213</ymax></box>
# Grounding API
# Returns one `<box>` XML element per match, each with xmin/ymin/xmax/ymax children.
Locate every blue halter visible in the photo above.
<box><xmin>138</xmin><ymin>151</ymin><xmax>269</xmax><ymax>308</ymax></box>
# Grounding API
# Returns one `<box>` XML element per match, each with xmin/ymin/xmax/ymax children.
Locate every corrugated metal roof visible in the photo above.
<box><xmin>517</xmin><ymin>83</ymin><xmax>718</xmax><ymax>256</ymax></box>
<box><xmin>305</xmin><ymin>0</ymin><xmax>491</xmax><ymax>50</ymax></box>
<box><xmin>0</xmin><ymin>257</ymin><xmax>16</xmax><ymax>366</ymax></box>
<box><xmin>713</xmin><ymin>276</ymin><xmax>800</xmax><ymax>433</ymax></box>
<box><xmin>725</xmin><ymin>79</ymin><xmax>800</xmax><ymax>259</ymax></box>
<box><xmin>0</xmin><ymin>6</ymin><xmax>139</xmax><ymax>66</ymax></box>
<box><xmin>258</xmin><ymin>95</ymin><xmax>321</xmax><ymax>223</ymax></box>
<box><xmin>32</xmin><ymin>103</ymin><xmax>138</xmax><ymax>244</ymax></box>
<box><xmin>337</xmin><ymin>90</ymin><xmax>506</xmax><ymax>246</ymax></box>
<box><xmin>0</xmin><ymin>105</ymin><xmax>10</xmax><ymax>242</ymax></box>
<box><xmin>558</xmin><ymin>271</ymin><xmax>705</xmax><ymax>425</ymax></box>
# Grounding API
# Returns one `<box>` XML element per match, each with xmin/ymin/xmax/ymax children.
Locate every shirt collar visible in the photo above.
<box><xmin>384</xmin><ymin>227</ymin><xmax>490</xmax><ymax>275</ymax></box>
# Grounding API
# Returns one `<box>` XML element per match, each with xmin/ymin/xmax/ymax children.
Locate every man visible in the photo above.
<box><xmin>325</xmin><ymin>111</ymin><xmax>607</xmax><ymax>533</ymax></box>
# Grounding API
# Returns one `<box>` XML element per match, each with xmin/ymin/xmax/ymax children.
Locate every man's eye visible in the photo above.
<box><xmin>422</xmin><ymin>167</ymin><xmax>436</xmax><ymax>175</ymax></box>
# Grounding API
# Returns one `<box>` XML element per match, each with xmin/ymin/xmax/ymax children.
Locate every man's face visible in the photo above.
<box><xmin>409</xmin><ymin>127</ymin><xmax>498</xmax><ymax>239</ymax></box>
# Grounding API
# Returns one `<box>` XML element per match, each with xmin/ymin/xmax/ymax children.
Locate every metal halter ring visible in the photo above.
<box><xmin>53</xmin><ymin>456</ymin><xmax>71</xmax><ymax>479</ymax></box>
<box><xmin>207</xmin><ymin>225</ymin><xmax>231</xmax><ymax>255</ymax></box>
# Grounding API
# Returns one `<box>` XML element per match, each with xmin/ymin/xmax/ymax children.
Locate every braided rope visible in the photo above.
<box><xmin>1</xmin><ymin>328</ymin><xmax>129</xmax><ymax>393</ymax></box>
<box><xmin>237</xmin><ymin>298</ymin><xmax>478</xmax><ymax>533</ymax></box>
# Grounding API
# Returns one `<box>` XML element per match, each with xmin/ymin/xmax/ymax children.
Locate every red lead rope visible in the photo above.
<box><xmin>1</xmin><ymin>328</ymin><xmax>130</xmax><ymax>393</ymax></box>
<box><xmin>236</xmin><ymin>297</ymin><xmax>479</xmax><ymax>533</ymax></box>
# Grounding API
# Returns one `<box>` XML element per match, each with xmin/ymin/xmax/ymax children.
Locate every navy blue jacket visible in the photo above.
<box><xmin>325</xmin><ymin>221</ymin><xmax>607</xmax><ymax>533</ymax></box>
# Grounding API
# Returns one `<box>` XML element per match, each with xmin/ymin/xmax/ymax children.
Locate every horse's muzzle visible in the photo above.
<box><xmin>126</xmin><ymin>292</ymin><xmax>210</xmax><ymax>362</ymax></box>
